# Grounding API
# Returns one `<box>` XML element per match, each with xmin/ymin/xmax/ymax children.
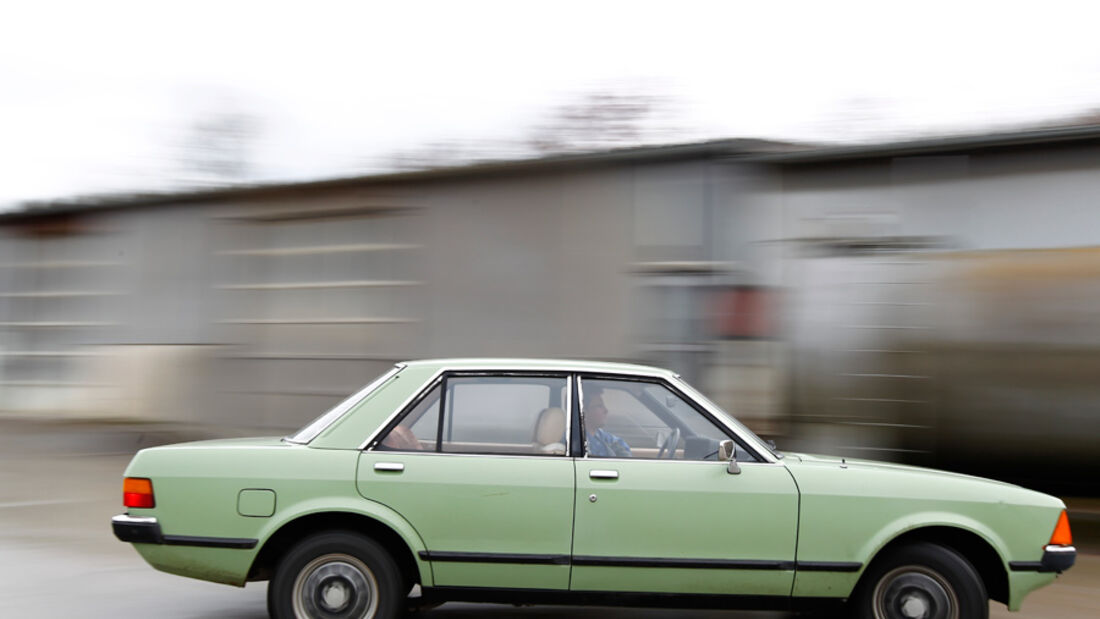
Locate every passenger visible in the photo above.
<box><xmin>532</xmin><ymin>407</ymin><xmax>567</xmax><ymax>454</ymax></box>
<box><xmin>380</xmin><ymin>425</ymin><xmax>422</xmax><ymax>450</ymax></box>
<box><xmin>584</xmin><ymin>388</ymin><xmax>631</xmax><ymax>458</ymax></box>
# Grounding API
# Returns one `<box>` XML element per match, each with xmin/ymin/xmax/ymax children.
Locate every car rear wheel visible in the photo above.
<box><xmin>268</xmin><ymin>531</ymin><xmax>403</xmax><ymax>619</ymax></box>
<box><xmin>852</xmin><ymin>542</ymin><xmax>988</xmax><ymax>619</ymax></box>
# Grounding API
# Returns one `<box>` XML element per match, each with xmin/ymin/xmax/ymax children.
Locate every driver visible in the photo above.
<box><xmin>584</xmin><ymin>387</ymin><xmax>632</xmax><ymax>458</ymax></box>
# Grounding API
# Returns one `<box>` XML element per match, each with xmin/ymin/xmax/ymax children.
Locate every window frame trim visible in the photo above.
<box><xmin>360</xmin><ymin>364</ymin><xmax>777</xmax><ymax>464</ymax></box>
<box><xmin>364</xmin><ymin>370</ymin><xmax>573</xmax><ymax>457</ymax></box>
<box><xmin>576</xmin><ymin>373</ymin><xmax>769</xmax><ymax>463</ymax></box>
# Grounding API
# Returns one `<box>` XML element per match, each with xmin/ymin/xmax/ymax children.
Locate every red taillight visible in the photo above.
<box><xmin>1048</xmin><ymin>510</ymin><xmax>1073</xmax><ymax>546</ymax></box>
<box><xmin>123</xmin><ymin>477</ymin><xmax>155</xmax><ymax>509</ymax></box>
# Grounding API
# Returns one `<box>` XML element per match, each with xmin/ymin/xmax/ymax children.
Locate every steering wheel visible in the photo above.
<box><xmin>658</xmin><ymin>427</ymin><xmax>681</xmax><ymax>459</ymax></box>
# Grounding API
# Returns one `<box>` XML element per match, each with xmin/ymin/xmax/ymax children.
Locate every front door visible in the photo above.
<box><xmin>570</xmin><ymin>375</ymin><xmax>799</xmax><ymax>597</ymax></box>
<box><xmin>357</xmin><ymin>373</ymin><xmax>575</xmax><ymax>590</ymax></box>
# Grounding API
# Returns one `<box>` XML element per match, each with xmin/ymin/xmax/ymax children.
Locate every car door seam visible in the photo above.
<box><xmin>786</xmin><ymin>463</ymin><xmax>803</xmax><ymax>598</ymax></box>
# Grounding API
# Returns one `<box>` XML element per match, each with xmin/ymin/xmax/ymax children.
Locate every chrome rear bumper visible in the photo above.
<box><xmin>112</xmin><ymin>514</ymin><xmax>163</xmax><ymax>544</ymax></box>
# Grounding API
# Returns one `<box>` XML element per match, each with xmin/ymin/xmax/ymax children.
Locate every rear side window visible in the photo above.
<box><xmin>376</xmin><ymin>375</ymin><xmax>569</xmax><ymax>456</ymax></box>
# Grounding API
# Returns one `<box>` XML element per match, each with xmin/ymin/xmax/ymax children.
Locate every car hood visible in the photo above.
<box><xmin>783</xmin><ymin>451</ymin><xmax>1015</xmax><ymax>485</ymax></box>
<box><xmin>780</xmin><ymin>451</ymin><xmax>1063</xmax><ymax>509</ymax></box>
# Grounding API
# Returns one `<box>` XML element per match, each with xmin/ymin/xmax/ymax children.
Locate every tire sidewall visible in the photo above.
<box><xmin>268</xmin><ymin>531</ymin><xmax>404</xmax><ymax>619</ymax></box>
<box><xmin>851</xmin><ymin>542</ymin><xmax>988</xmax><ymax>619</ymax></box>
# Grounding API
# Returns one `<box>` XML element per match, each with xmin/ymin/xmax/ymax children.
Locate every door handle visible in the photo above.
<box><xmin>589</xmin><ymin>469</ymin><xmax>619</xmax><ymax>480</ymax></box>
<box><xmin>374</xmin><ymin>462</ymin><xmax>405</xmax><ymax>472</ymax></box>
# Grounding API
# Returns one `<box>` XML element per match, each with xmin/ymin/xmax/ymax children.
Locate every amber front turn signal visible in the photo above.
<box><xmin>1048</xmin><ymin>510</ymin><xmax>1072</xmax><ymax>546</ymax></box>
<box><xmin>123</xmin><ymin>477</ymin><xmax>155</xmax><ymax>509</ymax></box>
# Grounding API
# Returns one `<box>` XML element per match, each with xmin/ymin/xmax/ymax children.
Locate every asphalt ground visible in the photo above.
<box><xmin>0</xmin><ymin>419</ymin><xmax>1095</xmax><ymax>618</ymax></box>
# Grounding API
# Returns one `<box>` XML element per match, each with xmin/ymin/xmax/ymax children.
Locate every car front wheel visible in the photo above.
<box><xmin>268</xmin><ymin>531</ymin><xmax>403</xmax><ymax>619</ymax></box>
<box><xmin>852</xmin><ymin>542</ymin><xmax>988</xmax><ymax>619</ymax></box>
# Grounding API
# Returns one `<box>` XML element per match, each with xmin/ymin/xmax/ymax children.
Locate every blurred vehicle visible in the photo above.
<box><xmin>786</xmin><ymin>245</ymin><xmax>1100</xmax><ymax>493</ymax></box>
<box><xmin>112</xmin><ymin>359</ymin><xmax>1075</xmax><ymax>619</ymax></box>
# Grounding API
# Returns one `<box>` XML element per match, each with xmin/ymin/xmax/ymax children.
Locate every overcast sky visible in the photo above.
<box><xmin>3</xmin><ymin>1</ymin><xmax>1100</xmax><ymax>207</ymax></box>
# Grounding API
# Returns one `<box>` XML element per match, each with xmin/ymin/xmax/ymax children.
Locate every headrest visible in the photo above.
<box><xmin>534</xmin><ymin>407</ymin><xmax>566</xmax><ymax>444</ymax></box>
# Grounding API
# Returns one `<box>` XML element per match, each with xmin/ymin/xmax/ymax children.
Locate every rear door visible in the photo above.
<box><xmin>357</xmin><ymin>372</ymin><xmax>575</xmax><ymax>590</ymax></box>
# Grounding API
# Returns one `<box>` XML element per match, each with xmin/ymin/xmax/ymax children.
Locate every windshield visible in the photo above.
<box><xmin>285</xmin><ymin>365</ymin><xmax>403</xmax><ymax>444</ymax></box>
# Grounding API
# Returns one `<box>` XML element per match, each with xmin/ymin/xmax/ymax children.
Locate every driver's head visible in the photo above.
<box><xmin>584</xmin><ymin>387</ymin><xmax>608</xmax><ymax>430</ymax></box>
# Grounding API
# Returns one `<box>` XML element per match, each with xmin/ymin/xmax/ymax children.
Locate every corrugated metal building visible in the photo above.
<box><xmin>0</xmin><ymin>139</ymin><xmax>799</xmax><ymax>430</ymax></box>
<box><xmin>4</xmin><ymin>125</ymin><xmax>1100</xmax><ymax>489</ymax></box>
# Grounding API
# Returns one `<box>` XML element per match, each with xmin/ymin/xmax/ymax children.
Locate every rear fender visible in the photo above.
<box><xmin>254</xmin><ymin>495</ymin><xmax>432</xmax><ymax>585</ymax></box>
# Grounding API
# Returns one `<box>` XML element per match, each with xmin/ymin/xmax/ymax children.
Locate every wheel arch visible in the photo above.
<box><xmin>859</xmin><ymin>525</ymin><xmax>1009</xmax><ymax>605</ymax></box>
<box><xmin>248</xmin><ymin>509</ymin><xmax>429</xmax><ymax>591</ymax></box>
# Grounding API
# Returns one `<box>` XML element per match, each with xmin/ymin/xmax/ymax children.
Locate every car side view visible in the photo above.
<box><xmin>112</xmin><ymin>359</ymin><xmax>1075</xmax><ymax>619</ymax></box>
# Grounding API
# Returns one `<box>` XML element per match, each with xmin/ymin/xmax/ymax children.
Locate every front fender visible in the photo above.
<box><xmin>792</xmin><ymin>508</ymin><xmax>1011</xmax><ymax>599</ymax></box>
<box><xmin>857</xmin><ymin>510</ymin><xmax>1010</xmax><ymax>569</ymax></box>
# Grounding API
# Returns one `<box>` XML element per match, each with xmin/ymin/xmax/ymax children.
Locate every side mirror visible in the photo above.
<box><xmin>718</xmin><ymin>440</ymin><xmax>734</xmax><ymax>461</ymax></box>
<box><xmin>718</xmin><ymin>440</ymin><xmax>741</xmax><ymax>475</ymax></box>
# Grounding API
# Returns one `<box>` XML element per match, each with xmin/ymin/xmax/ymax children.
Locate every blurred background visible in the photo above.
<box><xmin>1</xmin><ymin>1</ymin><xmax>1099</xmax><ymax>616</ymax></box>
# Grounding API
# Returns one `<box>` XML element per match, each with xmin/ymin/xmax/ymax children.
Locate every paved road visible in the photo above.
<box><xmin>0</xmin><ymin>421</ymin><xmax>1094</xmax><ymax>618</ymax></box>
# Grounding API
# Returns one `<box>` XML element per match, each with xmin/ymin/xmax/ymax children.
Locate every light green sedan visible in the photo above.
<box><xmin>112</xmin><ymin>359</ymin><xmax>1075</xmax><ymax>619</ymax></box>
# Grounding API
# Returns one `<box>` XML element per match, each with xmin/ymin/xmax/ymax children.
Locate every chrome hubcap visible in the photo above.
<box><xmin>320</xmin><ymin>576</ymin><xmax>350</xmax><ymax>612</ymax></box>
<box><xmin>292</xmin><ymin>554</ymin><xmax>378</xmax><ymax>619</ymax></box>
<box><xmin>900</xmin><ymin>593</ymin><xmax>929</xmax><ymax>618</ymax></box>
<box><xmin>873</xmin><ymin>565</ymin><xmax>958</xmax><ymax>619</ymax></box>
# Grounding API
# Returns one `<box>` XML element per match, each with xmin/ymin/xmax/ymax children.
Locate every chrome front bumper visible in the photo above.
<box><xmin>1038</xmin><ymin>545</ymin><xmax>1077</xmax><ymax>573</ymax></box>
<box><xmin>1009</xmin><ymin>544</ymin><xmax>1077</xmax><ymax>574</ymax></box>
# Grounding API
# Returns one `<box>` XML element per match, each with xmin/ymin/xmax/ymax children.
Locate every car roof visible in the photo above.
<box><xmin>400</xmin><ymin>358</ymin><xmax>675</xmax><ymax>377</ymax></box>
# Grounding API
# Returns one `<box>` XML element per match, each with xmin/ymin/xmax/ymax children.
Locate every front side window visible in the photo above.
<box><xmin>580</xmin><ymin>377</ymin><xmax>758</xmax><ymax>462</ymax></box>
<box><xmin>376</xmin><ymin>374</ymin><xmax>569</xmax><ymax>456</ymax></box>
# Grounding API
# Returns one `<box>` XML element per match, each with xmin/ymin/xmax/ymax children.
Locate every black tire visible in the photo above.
<box><xmin>851</xmin><ymin>542</ymin><xmax>988</xmax><ymax>619</ymax></box>
<box><xmin>267</xmin><ymin>530</ymin><xmax>404</xmax><ymax>619</ymax></box>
